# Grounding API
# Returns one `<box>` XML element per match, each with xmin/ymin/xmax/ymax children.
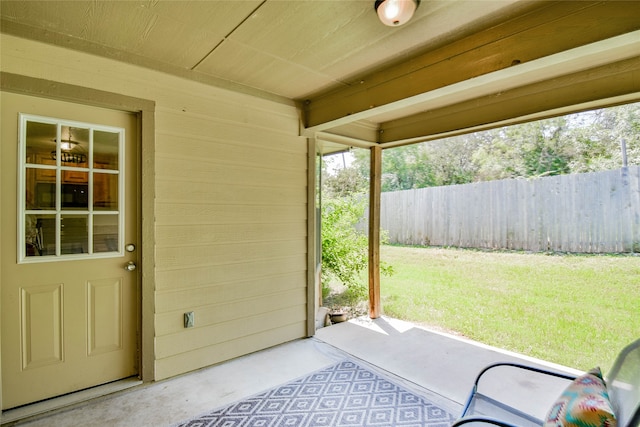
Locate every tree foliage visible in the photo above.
<box><xmin>341</xmin><ymin>102</ymin><xmax>640</xmax><ymax>192</ymax></box>
<box><xmin>322</xmin><ymin>166</ymin><xmax>367</xmax><ymax>198</ymax></box>
<box><xmin>320</xmin><ymin>194</ymin><xmax>393</xmax><ymax>300</ymax></box>
<box><xmin>321</xmin><ymin>196</ymin><xmax>368</xmax><ymax>293</ymax></box>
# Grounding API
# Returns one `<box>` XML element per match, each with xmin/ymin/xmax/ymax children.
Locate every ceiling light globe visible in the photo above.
<box><xmin>375</xmin><ymin>0</ymin><xmax>418</xmax><ymax>26</ymax></box>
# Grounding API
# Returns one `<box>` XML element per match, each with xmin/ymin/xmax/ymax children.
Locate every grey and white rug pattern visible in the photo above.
<box><xmin>174</xmin><ymin>360</ymin><xmax>455</xmax><ymax>427</ymax></box>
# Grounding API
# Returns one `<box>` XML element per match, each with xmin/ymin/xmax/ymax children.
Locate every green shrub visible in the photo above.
<box><xmin>321</xmin><ymin>195</ymin><xmax>393</xmax><ymax>301</ymax></box>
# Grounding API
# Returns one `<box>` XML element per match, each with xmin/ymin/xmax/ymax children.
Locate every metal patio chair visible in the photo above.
<box><xmin>452</xmin><ymin>338</ymin><xmax>640</xmax><ymax>427</ymax></box>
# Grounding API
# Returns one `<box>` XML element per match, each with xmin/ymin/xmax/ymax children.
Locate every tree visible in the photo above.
<box><xmin>567</xmin><ymin>103</ymin><xmax>640</xmax><ymax>172</ymax></box>
<box><xmin>322</xmin><ymin>166</ymin><xmax>367</xmax><ymax>198</ymax></box>
<box><xmin>334</xmin><ymin>102</ymin><xmax>640</xmax><ymax>191</ymax></box>
<box><xmin>517</xmin><ymin>118</ymin><xmax>572</xmax><ymax>177</ymax></box>
<box><xmin>422</xmin><ymin>135</ymin><xmax>478</xmax><ymax>185</ymax></box>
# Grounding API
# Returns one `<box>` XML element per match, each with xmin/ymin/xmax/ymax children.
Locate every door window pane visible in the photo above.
<box><xmin>61</xmin><ymin>182</ymin><xmax>89</xmax><ymax>209</ymax></box>
<box><xmin>94</xmin><ymin>173</ymin><xmax>119</xmax><ymax>211</ymax></box>
<box><xmin>27</xmin><ymin>179</ymin><xmax>56</xmax><ymax>210</ymax></box>
<box><xmin>25</xmin><ymin>121</ymin><xmax>56</xmax><ymax>165</ymax></box>
<box><xmin>94</xmin><ymin>130</ymin><xmax>119</xmax><ymax>170</ymax></box>
<box><xmin>20</xmin><ymin>115</ymin><xmax>124</xmax><ymax>262</ymax></box>
<box><xmin>60</xmin><ymin>215</ymin><xmax>88</xmax><ymax>254</ymax></box>
<box><xmin>94</xmin><ymin>215</ymin><xmax>119</xmax><ymax>253</ymax></box>
<box><xmin>25</xmin><ymin>214</ymin><xmax>55</xmax><ymax>257</ymax></box>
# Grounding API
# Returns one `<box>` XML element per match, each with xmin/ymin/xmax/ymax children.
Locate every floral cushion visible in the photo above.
<box><xmin>544</xmin><ymin>367</ymin><xmax>617</xmax><ymax>427</ymax></box>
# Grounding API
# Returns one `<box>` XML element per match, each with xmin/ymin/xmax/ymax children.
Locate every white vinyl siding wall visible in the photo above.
<box><xmin>1</xmin><ymin>34</ymin><xmax>309</xmax><ymax>380</ymax></box>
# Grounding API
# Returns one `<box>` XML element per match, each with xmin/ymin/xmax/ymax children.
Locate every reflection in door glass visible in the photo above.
<box><xmin>94</xmin><ymin>130</ymin><xmax>119</xmax><ymax>170</ymax></box>
<box><xmin>61</xmin><ymin>181</ymin><xmax>89</xmax><ymax>209</ymax></box>
<box><xmin>27</xmin><ymin>180</ymin><xmax>56</xmax><ymax>210</ymax></box>
<box><xmin>60</xmin><ymin>215</ymin><xmax>88</xmax><ymax>255</ymax></box>
<box><xmin>58</xmin><ymin>126</ymin><xmax>89</xmax><ymax>166</ymax></box>
<box><xmin>94</xmin><ymin>215</ymin><xmax>119</xmax><ymax>253</ymax></box>
<box><xmin>25</xmin><ymin>214</ymin><xmax>55</xmax><ymax>257</ymax></box>
<box><xmin>94</xmin><ymin>173</ymin><xmax>119</xmax><ymax>211</ymax></box>
<box><xmin>25</xmin><ymin>121</ymin><xmax>56</xmax><ymax>165</ymax></box>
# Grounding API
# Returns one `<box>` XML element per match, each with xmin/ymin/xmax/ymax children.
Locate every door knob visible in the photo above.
<box><xmin>125</xmin><ymin>261</ymin><xmax>137</xmax><ymax>271</ymax></box>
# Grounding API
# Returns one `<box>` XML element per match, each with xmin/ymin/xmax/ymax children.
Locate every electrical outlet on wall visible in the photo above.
<box><xmin>184</xmin><ymin>311</ymin><xmax>194</xmax><ymax>328</ymax></box>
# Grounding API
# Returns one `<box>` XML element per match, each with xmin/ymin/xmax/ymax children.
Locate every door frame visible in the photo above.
<box><xmin>0</xmin><ymin>72</ymin><xmax>156</xmax><ymax>408</ymax></box>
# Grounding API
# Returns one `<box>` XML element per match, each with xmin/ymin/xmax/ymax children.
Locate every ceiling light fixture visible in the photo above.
<box><xmin>374</xmin><ymin>0</ymin><xmax>419</xmax><ymax>26</ymax></box>
<box><xmin>51</xmin><ymin>129</ymin><xmax>87</xmax><ymax>164</ymax></box>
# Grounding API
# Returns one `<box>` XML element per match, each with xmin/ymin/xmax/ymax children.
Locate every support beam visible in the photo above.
<box><xmin>368</xmin><ymin>146</ymin><xmax>382</xmax><ymax>319</ymax></box>
<box><xmin>306</xmin><ymin>137</ymin><xmax>318</xmax><ymax>336</ymax></box>
<box><xmin>379</xmin><ymin>56</ymin><xmax>640</xmax><ymax>143</ymax></box>
<box><xmin>375</xmin><ymin>92</ymin><xmax>640</xmax><ymax>151</ymax></box>
<box><xmin>303</xmin><ymin>1</ymin><xmax>640</xmax><ymax>130</ymax></box>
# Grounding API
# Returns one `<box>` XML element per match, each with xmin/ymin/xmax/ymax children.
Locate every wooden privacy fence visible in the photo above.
<box><xmin>380</xmin><ymin>166</ymin><xmax>640</xmax><ymax>253</ymax></box>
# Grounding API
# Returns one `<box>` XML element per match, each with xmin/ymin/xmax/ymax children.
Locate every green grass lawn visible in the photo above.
<box><xmin>379</xmin><ymin>245</ymin><xmax>640</xmax><ymax>372</ymax></box>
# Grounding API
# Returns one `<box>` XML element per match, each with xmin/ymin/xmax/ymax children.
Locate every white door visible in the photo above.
<box><xmin>1</xmin><ymin>92</ymin><xmax>139</xmax><ymax>409</ymax></box>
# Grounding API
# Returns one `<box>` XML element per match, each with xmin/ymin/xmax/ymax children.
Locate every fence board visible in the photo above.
<box><xmin>380</xmin><ymin>167</ymin><xmax>640</xmax><ymax>253</ymax></box>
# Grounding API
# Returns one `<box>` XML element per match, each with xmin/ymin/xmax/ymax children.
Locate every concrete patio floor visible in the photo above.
<box><xmin>2</xmin><ymin>316</ymin><xmax>581</xmax><ymax>426</ymax></box>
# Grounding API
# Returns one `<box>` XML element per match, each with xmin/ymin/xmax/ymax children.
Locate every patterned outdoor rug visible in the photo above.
<box><xmin>174</xmin><ymin>360</ymin><xmax>456</xmax><ymax>427</ymax></box>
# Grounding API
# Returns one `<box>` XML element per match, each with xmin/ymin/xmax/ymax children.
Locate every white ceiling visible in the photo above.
<box><xmin>0</xmin><ymin>0</ymin><xmax>527</xmax><ymax>100</ymax></box>
<box><xmin>1</xmin><ymin>0</ymin><xmax>639</xmax><ymax>152</ymax></box>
